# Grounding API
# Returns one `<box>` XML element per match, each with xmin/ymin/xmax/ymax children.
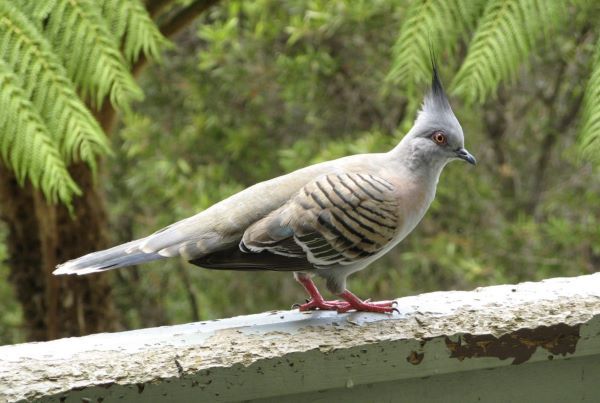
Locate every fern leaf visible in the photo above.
<box><xmin>0</xmin><ymin>60</ymin><xmax>80</xmax><ymax>204</ymax></box>
<box><xmin>43</xmin><ymin>0</ymin><xmax>143</xmax><ymax>109</ymax></box>
<box><xmin>0</xmin><ymin>3</ymin><xmax>110</xmax><ymax>168</ymax></box>
<box><xmin>451</xmin><ymin>0</ymin><xmax>568</xmax><ymax>103</ymax></box>
<box><xmin>17</xmin><ymin>0</ymin><xmax>58</xmax><ymax>23</ymax></box>
<box><xmin>580</xmin><ymin>38</ymin><xmax>600</xmax><ymax>158</ymax></box>
<box><xmin>100</xmin><ymin>0</ymin><xmax>170</xmax><ymax>64</ymax></box>
<box><xmin>386</xmin><ymin>0</ymin><xmax>487</xmax><ymax>89</ymax></box>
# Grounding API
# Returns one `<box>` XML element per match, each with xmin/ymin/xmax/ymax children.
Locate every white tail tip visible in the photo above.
<box><xmin>53</xmin><ymin>263</ymin><xmax>77</xmax><ymax>275</ymax></box>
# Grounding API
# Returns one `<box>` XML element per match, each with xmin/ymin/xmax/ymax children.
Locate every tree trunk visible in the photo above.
<box><xmin>0</xmin><ymin>162</ymin><xmax>116</xmax><ymax>341</ymax></box>
<box><xmin>0</xmin><ymin>0</ymin><xmax>219</xmax><ymax>342</ymax></box>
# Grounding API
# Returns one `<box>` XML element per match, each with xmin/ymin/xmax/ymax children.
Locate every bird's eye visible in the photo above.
<box><xmin>431</xmin><ymin>131</ymin><xmax>447</xmax><ymax>145</ymax></box>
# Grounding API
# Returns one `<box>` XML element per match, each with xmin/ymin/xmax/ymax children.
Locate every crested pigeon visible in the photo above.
<box><xmin>54</xmin><ymin>66</ymin><xmax>476</xmax><ymax>313</ymax></box>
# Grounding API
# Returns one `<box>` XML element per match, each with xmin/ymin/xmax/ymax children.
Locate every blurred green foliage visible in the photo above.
<box><xmin>1</xmin><ymin>0</ymin><xmax>599</xmax><ymax>342</ymax></box>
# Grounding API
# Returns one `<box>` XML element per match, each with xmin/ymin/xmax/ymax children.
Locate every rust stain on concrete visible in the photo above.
<box><xmin>445</xmin><ymin>323</ymin><xmax>581</xmax><ymax>365</ymax></box>
<box><xmin>406</xmin><ymin>351</ymin><xmax>424</xmax><ymax>365</ymax></box>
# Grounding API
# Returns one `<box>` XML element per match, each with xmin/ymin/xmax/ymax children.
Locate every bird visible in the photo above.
<box><xmin>54</xmin><ymin>64</ymin><xmax>476</xmax><ymax>314</ymax></box>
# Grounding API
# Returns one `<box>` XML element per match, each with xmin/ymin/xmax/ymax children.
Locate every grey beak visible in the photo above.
<box><xmin>456</xmin><ymin>148</ymin><xmax>476</xmax><ymax>165</ymax></box>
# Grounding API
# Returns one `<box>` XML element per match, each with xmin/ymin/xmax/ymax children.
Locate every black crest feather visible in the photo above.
<box><xmin>424</xmin><ymin>47</ymin><xmax>451</xmax><ymax>112</ymax></box>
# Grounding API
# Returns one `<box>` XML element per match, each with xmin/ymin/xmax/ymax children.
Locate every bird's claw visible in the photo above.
<box><xmin>295</xmin><ymin>299</ymin><xmax>352</xmax><ymax>312</ymax></box>
<box><xmin>294</xmin><ymin>297</ymin><xmax>399</xmax><ymax>313</ymax></box>
<box><xmin>342</xmin><ymin>299</ymin><xmax>398</xmax><ymax>314</ymax></box>
<box><xmin>292</xmin><ymin>298</ymin><xmax>318</xmax><ymax>309</ymax></box>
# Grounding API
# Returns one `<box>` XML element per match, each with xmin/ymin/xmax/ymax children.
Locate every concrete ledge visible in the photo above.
<box><xmin>2</xmin><ymin>274</ymin><xmax>600</xmax><ymax>402</ymax></box>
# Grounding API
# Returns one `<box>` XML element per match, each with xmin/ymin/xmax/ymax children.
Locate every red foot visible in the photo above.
<box><xmin>336</xmin><ymin>291</ymin><xmax>396</xmax><ymax>313</ymax></box>
<box><xmin>294</xmin><ymin>275</ymin><xmax>397</xmax><ymax>314</ymax></box>
<box><xmin>296</xmin><ymin>299</ymin><xmax>351</xmax><ymax>311</ymax></box>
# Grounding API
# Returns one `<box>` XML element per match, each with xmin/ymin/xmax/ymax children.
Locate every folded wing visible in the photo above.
<box><xmin>242</xmin><ymin>173</ymin><xmax>400</xmax><ymax>268</ymax></box>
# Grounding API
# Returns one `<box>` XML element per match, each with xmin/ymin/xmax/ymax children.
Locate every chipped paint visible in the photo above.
<box><xmin>445</xmin><ymin>323</ymin><xmax>581</xmax><ymax>365</ymax></box>
<box><xmin>406</xmin><ymin>351</ymin><xmax>425</xmax><ymax>365</ymax></box>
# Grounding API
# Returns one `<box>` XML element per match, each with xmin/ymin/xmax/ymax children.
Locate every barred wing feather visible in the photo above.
<box><xmin>242</xmin><ymin>173</ymin><xmax>400</xmax><ymax>268</ymax></box>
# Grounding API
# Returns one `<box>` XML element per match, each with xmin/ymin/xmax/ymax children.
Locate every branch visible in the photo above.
<box><xmin>146</xmin><ymin>0</ymin><xmax>176</xmax><ymax>19</ymax></box>
<box><xmin>527</xmin><ymin>88</ymin><xmax>584</xmax><ymax>215</ymax></box>
<box><xmin>176</xmin><ymin>263</ymin><xmax>200</xmax><ymax>321</ymax></box>
<box><xmin>132</xmin><ymin>0</ymin><xmax>219</xmax><ymax>78</ymax></box>
<box><xmin>526</xmin><ymin>28</ymin><xmax>593</xmax><ymax>215</ymax></box>
<box><xmin>483</xmin><ymin>89</ymin><xmax>518</xmax><ymax>205</ymax></box>
<box><xmin>159</xmin><ymin>0</ymin><xmax>219</xmax><ymax>38</ymax></box>
<box><xmin>98</xmin><ymin>0</ymin><xmax>219</xmax><ymax>133</ymax></box>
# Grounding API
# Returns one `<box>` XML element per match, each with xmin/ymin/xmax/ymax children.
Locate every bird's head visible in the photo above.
<box><xmin>401</xmin><ymin>65</ymin><xmax>476</xmax><ymax>169</ymax></box>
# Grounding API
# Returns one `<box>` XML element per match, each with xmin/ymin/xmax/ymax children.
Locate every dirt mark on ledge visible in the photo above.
<box><xmin>445</xmin><ymin>323</ymin><xmax>581</xmax><ymax>365</ymax></box>
<box><xmin>406</xmin><ymin>351</ymin><xmax>425</xmax><ymax>365</ymax></box>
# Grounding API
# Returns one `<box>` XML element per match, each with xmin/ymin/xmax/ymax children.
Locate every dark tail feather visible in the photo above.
<box><xmin>189</xmin><ymin>245</ymin><xmax>310</xmax><ymax>272</ymax></box>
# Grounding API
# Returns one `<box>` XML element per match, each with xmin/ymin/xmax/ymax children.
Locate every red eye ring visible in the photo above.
<box><xmin>432</xmin><ymin>131</ymin><xmax>447</xmax><ymax>145</ymax></box>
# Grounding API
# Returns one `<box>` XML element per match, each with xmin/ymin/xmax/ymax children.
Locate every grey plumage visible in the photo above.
<box><xmin>54</xmin><ymin>64</ymin><xmax>475</xmax><ymax>312</ymax></box>
<box><xmin>54</xmin><ymin>238</ymin><xmax>163</xmax><ymax>275</ymax></box>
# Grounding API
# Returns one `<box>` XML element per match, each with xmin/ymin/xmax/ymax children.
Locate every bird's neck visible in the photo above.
<box><xmin>390</xmin><ymin>136</ymin><xmax>447</xmax><ymax>185</ymax></box>
<box><xmin>384</xmin><ymin>138</ymin><xmax>444</xmax><ymax>233</ymax></box>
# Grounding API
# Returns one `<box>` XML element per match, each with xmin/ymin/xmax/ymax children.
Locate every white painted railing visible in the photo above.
<box><xmin>2</xmin><ymin>273</ymin><xmax>600</xmax><ymax>402</ymax></box>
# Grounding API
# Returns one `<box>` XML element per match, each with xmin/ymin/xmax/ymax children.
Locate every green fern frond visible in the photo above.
<box><xmin>0</xmin><ymin>60</ymin><xmax>80</xmax><ymax>204</ymax></box>
<box><xmin>580</xmin><ymin>38</ymin><xmax>600</xmax><ymax>159</ymax></box>
<box><xmin>17</xmin><ymin>0</ymin><xmax>58</xmax><ymax>22</ymax></box>
<box><xmin>43</xmin><ymin>0</ymin><xmax>143</xmax><ymax>109</ymax></box>
<box><xmin>451</xmin><ymin>0</ymin><xmax>568</xmax><ymax>103</ymax></box>
<box><xmin>386</xmin><ymin>0</ymin><xmax>487</xmax><ymax>90</ymax></box>
<box><xmin>0</xmin><ymin>3</ymin><xmax>110</xmax><ymax>168</ymax></box>
<box><xmin>100</xmin><ymin>0</ymin><xmax>170</xmax><ymax>64</ymax></box>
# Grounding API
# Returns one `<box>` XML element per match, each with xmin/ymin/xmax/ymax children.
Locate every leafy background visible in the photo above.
<box><xmin>0</xmin><ymin>0</ymin><xmax>599</xmax><ymax>343</ymax></box>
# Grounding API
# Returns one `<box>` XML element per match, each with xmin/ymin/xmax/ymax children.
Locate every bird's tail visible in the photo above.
<box><xmin>53</xmin><ymin>238</ymin><xmax>165</xmax><ymax>276</ymax></box>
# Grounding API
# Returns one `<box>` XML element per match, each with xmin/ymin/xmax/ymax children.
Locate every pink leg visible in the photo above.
<box><xmin>294</xmin><ymin>275</ymin><xmax>396</xmax><ymax>313</ymax></box>
<box><xmin>295</xmin><ymin>276</ymin><xmax>351</xmax><ymax>311</ymax></box>
<box><xmin>336</xmin><ymin>290</ymin><xmax>397</xmax><ymax>313</ymax></box>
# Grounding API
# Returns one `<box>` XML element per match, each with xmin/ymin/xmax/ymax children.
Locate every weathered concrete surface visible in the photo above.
<box><xmin>1</xmin><ymin>273</ymin><xmax>600</xmax><ymax>402</ymax></box>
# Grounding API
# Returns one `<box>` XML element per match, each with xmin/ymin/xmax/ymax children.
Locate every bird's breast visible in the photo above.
<box><xmin>389</xmin><ymin>175</ymin><xmax>437</xmax><ymax>241</ymax></box>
